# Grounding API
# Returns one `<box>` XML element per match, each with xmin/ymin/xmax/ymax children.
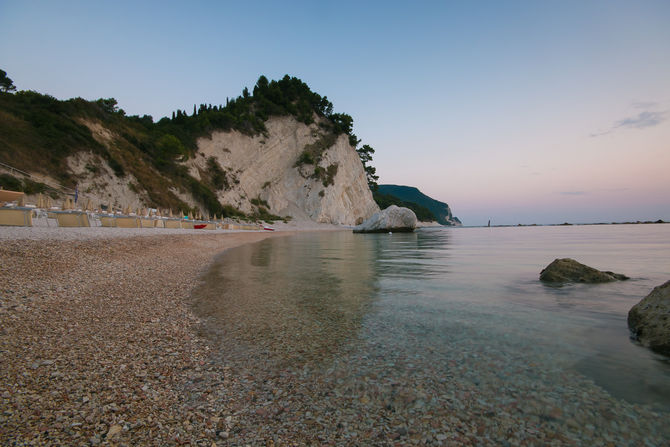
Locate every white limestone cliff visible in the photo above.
<box><xmin>188</xmin><ymin>116</ymin><xmax>380</xmax><ymax>225</ymax></box>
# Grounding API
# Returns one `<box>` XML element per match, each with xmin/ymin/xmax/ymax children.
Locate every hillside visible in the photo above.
<box><xmin>375</xmin><ymin>184</ymin><xmax>461</xmax><ymax>225</ymax></box>
<box><xmin>0</xmin><ymin>75</ymin><xmax>379</xmax><ymax>224</ymax></box>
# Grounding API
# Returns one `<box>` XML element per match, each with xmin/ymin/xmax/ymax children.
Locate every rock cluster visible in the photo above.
<box><xmin>539</xmin><ymin>258</ymin><xmax>629</xmax><ymax>283</ymax></box>
<box><xmin>353</xmin><ymin>205</ymin><xmax>417</xmax><ymax>233</ymax></box>
<box><xmin>628</xmin><ymin>280</ymin><xmax>670</xmax><ymax>355</ymax></box>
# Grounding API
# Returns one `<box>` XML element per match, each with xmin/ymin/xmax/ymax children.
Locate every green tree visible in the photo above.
<box><xmin>96</xmin><ymin>97</ymin><xmax>119</xmax><ymax>113</ymax></box>
<box><xmin>365</xmin><ymin>165</ymin><xmax>379</xmax><ymax>190</ymax></box>
<box><xmin>356</xmin><ymin>144</ymin><xmax>375</xmax><ymax>164</ymax></box>
<box><xmin>156</xmin><ymin>134</ymin><xmax>188</xmax><ymax>163</ymax></box>
<box><xmin>356</xmin><ymin>144</ymin><xmax>378</xmax><ymax>190</ymax></box>
<box><xmin>330</xmin><ymin>113</ymin><xmax>353</xmax><ymax>134</ymax></box>
<box><xmin>0</xmin><ymin>69</ymin><xmax>16</xmax><ymax>93</ymax></box>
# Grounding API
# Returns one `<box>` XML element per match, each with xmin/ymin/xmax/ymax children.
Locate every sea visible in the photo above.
<box><xmin>192</xmin><ymin>224</ymin><xmax>670</xmax><ymax>445</ymax></box>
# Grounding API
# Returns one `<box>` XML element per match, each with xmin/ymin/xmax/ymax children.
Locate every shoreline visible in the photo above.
<box><xmin>0</xmin><ymin>224</ymin><xmax>342</xmax><ymax>445</ymax></box>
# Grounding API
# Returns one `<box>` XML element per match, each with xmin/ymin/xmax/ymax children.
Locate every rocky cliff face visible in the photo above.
<box><xmin>187</xmin><ymin>116</ymin><xmax>379</xmax><ymax>224</ymax></box>
<box><xmin>1</xmin><ymin>78</ymin><xmax>381</xmax><ymax>224</ymax></box>
<box><xmin>5</xmin><ymin>116</ymin><xmax>379</xmax><ymax>225</ymax></box>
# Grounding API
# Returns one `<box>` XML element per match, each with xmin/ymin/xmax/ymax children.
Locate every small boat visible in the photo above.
<box><xmin>194</xmin><ymin>223</ymin><xmax>207</xmax><ymax>229</ymax></box>
<box><xmin>263</xmin><ymin>226</ymin><xmax>275</xmax><ymax>231</ymax></box>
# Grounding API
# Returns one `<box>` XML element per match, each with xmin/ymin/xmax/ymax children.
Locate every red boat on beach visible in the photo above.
<box><xmin>194</xmin><ymin>224</ymin><xmax>207</xmax><ymax>229</ymax></box>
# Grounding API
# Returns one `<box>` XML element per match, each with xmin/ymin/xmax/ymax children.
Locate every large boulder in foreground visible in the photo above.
<box><xmin>628</xmin><ymin>280</ymin><xmax>670</xmax><ymax>355</ymax></box>
<box><xmin>539</xmin><ymin>258</ymin><xmax>629</xmax><ymax>283</ymax></box>
<box><xmin>353</xmin><ymin>205</ymin><xmax>417</xmax><ymax>233</ymax></box>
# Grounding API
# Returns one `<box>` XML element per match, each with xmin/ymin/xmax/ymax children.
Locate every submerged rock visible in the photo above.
<box><xmin>539</xmin><ymin>258</ymin><xmax>629</xmax><ymax>283</ymax></box>
<box><xmin>353</xmin><ymin>205</ymin><xmax>417</xmax><ymax>233</ymax></box>
<box><xmin>628</xmin><ymin>280</ymin><xmax>670</xmax><ymax>355</ymax></box>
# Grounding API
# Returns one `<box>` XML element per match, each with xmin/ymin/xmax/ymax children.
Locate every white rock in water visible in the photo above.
<box><xmin>353</xmin><ymin>205</ymin><xmax>417</xmax><ymax>233</ymax></box>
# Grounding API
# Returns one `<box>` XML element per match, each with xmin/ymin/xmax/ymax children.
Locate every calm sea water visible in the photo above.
<box><xmin>193</xmin><ymin>224</ymin><xmax>670</xmax><ymax>444</ymax></box>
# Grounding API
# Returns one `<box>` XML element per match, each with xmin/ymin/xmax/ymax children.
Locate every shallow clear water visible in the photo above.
<box><xmin>193</xmin><ymin>224</ymin><xmax>670</xmax><ymax>445</ymax></box>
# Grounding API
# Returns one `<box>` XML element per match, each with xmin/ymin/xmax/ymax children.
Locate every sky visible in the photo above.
<box><xmin>1</xmin><ymin>0</ymin><xmax>669</xmax><ymax>225</ymax></box>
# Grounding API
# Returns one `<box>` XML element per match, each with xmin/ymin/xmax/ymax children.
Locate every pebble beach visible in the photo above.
<box><xmin>0</xmin><ymin>226</ymin><xmax>285</xmax><ymax>446</ymax></box>
<box><xmin>2</xmin><ymin>225</ymin><xmax>669</xmax><ymax>446</ymax></box>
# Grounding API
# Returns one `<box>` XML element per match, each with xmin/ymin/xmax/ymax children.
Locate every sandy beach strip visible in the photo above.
<box><xmin>0</xmin><ymin>226</ymin><xmax>299</xmax><ymax>446</ymax></box>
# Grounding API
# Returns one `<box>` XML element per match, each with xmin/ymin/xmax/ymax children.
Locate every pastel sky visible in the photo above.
<box><xmin>2</xmin><ymin>0</ymin><xmax>669</xmax><ymax>225</ymax></box>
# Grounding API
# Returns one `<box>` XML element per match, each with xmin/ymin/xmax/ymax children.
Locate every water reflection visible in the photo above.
<box><xmin>190</xmin><ymin>226</ymin><xmax>670</xmax><ymax>444</ymax></box>
<box><xmin>192</xmin><ymin>232</ymin><xmax>378</xmax><ymax>371</ymax></box>
<box><xmin>365</xmin><ymin>230</ymin><xmax>453</xmax><ymax>279</ymax></box>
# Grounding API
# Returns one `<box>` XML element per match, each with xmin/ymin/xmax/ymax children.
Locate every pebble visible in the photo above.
<box><xmin>106</xmin><ymin>424</ymin><xmax>122</xmax><ymax>438</ymax></box>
